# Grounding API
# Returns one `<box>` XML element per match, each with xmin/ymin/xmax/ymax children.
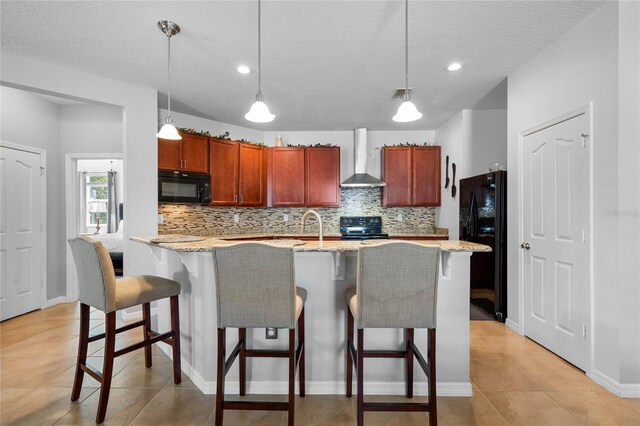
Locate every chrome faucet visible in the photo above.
<box><xmin>301</xmin><ymin>210</ymin><xmax>323</xmax><ymax>245</ymax></box>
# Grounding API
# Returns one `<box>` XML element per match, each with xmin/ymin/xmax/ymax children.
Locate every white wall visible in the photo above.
<box><xmin>508</xmin><ymin>1</ymin><xmax>640</xmax><ymax>391</ymax></box>
<box><xmin>616</xmin><ymin>0</ymin><xmax>640</xmax><ymax>386</ymax></box>
<box><xmin>2</xmin><ymin>51</ymin><xmax>158</xmax><ymax>291</ymax></box>
<box><xmin>61</xmin><ymin>105</ymin><xmax>123</xmax><ymax>153</ymax></box>
<box><xmin>434</xmin><ymin>112</ymin><xmax>463</xmax><ymax>238</ymax></box>
<box><xmin>465</xmin><ymin>109</ymin><xmax>508</xmax><ymax>177</ymax></box>
<box><xmin>434</xmin><ymin>106</ymin><xmax>507</xmax><ymax>239</ymax></box>
<box><xmin>160</xmin><ymin>109</ymin><xmax>264</xmax><ymax>143</ymax></box>
<box><xmin>0</xmin><ymin>86</ymin><xmax>64</xmax><ymax>300</ymax></box>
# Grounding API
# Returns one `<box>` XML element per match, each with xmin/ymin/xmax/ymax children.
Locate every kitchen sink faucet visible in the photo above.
<box><xmin>301</xmin><ymin>210</ymin><xmax>323</xmax><ymax>246</ymax></box>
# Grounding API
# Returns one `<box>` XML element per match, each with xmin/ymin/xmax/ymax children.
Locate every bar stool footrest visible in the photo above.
<box><xmin>223</xmin><ymin>401</ymin><xmax>290</xmax><ymax>411</ymax></box>
<box><xmin>364</xmin><ymin>402</ymin><xmax>432</xmax><ymax>412</ymax></box>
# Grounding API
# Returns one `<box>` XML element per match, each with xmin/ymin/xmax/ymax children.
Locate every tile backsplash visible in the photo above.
<box><xmin>158</xmin><ymin>188</ymin><xmax>438</xmax><ymax>236</ymax></box>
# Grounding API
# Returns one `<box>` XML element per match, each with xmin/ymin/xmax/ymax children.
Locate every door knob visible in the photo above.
<box><xmin>520</xmin><ymin>242</ymin><xmax>530</xmax><ymax>250</ymax></box>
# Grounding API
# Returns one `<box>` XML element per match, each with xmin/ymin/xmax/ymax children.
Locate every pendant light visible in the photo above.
<box><xmin>245</xmin><ymin>0</ymin><xmax>275</xmax><ymax>123</ymax></box>
<box><xmin>393</xmin><ymin>0</ymin><xmax>423</xmax><ymax>123</ymax></box>
<box><xmin>156</xmin><ymin>20</ymin><xmax>182</xmax><ymax>140</ymax></box>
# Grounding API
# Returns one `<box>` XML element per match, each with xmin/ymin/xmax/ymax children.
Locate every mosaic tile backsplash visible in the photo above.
<box><xmin>158</xmin><ymin>188</ymin><xmax>438</xmax><ymax>237</ymax></box>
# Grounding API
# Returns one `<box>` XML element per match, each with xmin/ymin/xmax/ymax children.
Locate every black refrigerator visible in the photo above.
<box><xmin>459</xmin><ymin>171</ymin><xmax>507</xmax><ymax>322</ymax></box>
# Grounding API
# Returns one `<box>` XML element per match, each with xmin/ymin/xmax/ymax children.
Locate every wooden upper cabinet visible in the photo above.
<box><xmin>181</xmin><ymin>133</ymin><xmax>209</xmax><ymax>173</ymax></box>
<box><xmin>158</xmin><ymin>132</ymin><xmax>209</xmax><ymax>173</ymax></box>
<box><xmin>305</xmin><ymin>147</ymin><xmax>341</xmax><ymax>207</ymax></box>
<box><xmin>269</xmin><ymin>147</ymin><xmax>306</xmax><ymax>207</ymax></box>
<box><xmin>238</xmin><ymin>143</ymin><xmax>266</xmax><ymax>206</ymax></box>
<box><xmin>382</xmin><ymin>146</ymin><xmax>441</xmax><ymax>207</ymax></box>
<box><xmin>382</xmin><ymin>147</ymin><xmax>413</xmax><ymax>206</ymax></box>
<box><xmin>210</xmin><ymin>138</ymin><xmax>239</xmax><ymax>205</ymax></box>
<box><xmin>158</xmin><ymin>138</ymin><xmax>182</xmax><ymax>171</ymax></box>
<box><xmin>412</xmin><ymin>146</ymin><xmax>441</xmax><ymax>206</ymax></box>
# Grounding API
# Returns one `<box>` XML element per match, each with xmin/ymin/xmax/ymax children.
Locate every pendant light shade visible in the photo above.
<box><xmin>393</xmin><ymin>0</ymin><xmax>422</xmax><ymax>123</ymax></box>
<box><xmin>245</xmin><ymin>97</ymin><xmax>275</xmax><ymax>123</ymax></box>
<box><xmin>157</xmin><ymin>118</ymin><xmax>182</xmax><ymax>140</ymax></box>
<box><xmin>246</xmin><ymin>0</ymin><xmax>275</xmax><ymax>123</ymax></box>
<box><xmin>156</xmin><ymin>20</ymin><xmax>182</xmax><ymax>140</ymax></box>
<box><xmin>393</xmin><ymin>99</ymin><xmax>423</xmax><ymax>123</ymax></box>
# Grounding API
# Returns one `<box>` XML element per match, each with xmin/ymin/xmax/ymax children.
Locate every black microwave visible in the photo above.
<box><xmin>158</xmin><ymin>170</ymin><xmax>211</xmax><ymax>204</ymax></box>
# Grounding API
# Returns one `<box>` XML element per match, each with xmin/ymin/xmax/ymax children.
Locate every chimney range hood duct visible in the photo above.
<box><xmin>340</xmin><ymin>128</ymin><xmax>386</xmax><ymax>188</ymax></box>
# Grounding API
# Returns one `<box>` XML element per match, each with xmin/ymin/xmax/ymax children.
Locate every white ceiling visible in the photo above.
<box><xmin>1</xmin><ymin>1</ymin><xmax>603</xmax><ymax>131</ymax></box>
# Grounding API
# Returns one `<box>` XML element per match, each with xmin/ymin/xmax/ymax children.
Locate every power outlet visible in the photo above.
<box><xmin>397</xmin><ymin>213</ymin><xmax>403</xmax><ymax>222</ymax></box>
<box><xmin>157</xmin><ymin>214</ymin><xmax>164</xmax><ymax>224</ymax></box>
<box><xmin>233</xmin><ymin>213</ymin><xmax>240</xmax><ymax>223</ymax></box>
<box><xmin>283</xmin><ymin>214</ymin><xmax>289</xmax><ymax>222</ymax></box>
<box><xmin>266</xmin><ymin>327</ymin><xmax>278</xmax><ymax>339</ymax></box>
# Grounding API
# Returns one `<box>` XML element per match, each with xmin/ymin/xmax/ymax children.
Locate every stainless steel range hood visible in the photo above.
<box><xmin>340</xmin><ymin>128</ymin><xmax>386</xmax><ymax>188</ymax></box>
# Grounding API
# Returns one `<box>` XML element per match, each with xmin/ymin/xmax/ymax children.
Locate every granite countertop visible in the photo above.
<box><xmin>131</xmin><ymin>235</ymin><xmax>490</xmax><ymax>253</ymax></box>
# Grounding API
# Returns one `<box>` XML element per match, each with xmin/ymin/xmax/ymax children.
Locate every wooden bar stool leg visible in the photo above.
<box><xmin>142</xmin><ymin>302</ymin><xmax>152</xmax><ymax>368</ymax></box>
<box><xmin>298</xmin><ymin>308</ymin><xmax>305</xmax><ymax>397</ymax></box>
<box><xmin>96</xmin><ymin>311</ymin><xmax>116</xmax><ymax>424</ymax></box>
<box><xmin>239</xmin><ymin>328</ymin><xmax>246</xmax><ymax>396</ymax></box>
<box><xmin>71</xmin><ymin>303</ymin><xmax>90</xmax><ymax>401</ymax></box>
<box><xmin>357</xmin><ymin>328</ymin><xmax>364</xmax><ymax>426</ymax></box>
<box><xmin>287</xmin><ymin>328</ymin><xmax>296</xmax><ymax>426</ymax></box>
<box><xmin>406</xmin><ymin>328</ymin><xmax>414</xmax><ymax>398</ymax></box>
<box><xmin>429</xmin><ymin>328</ymin><xmax>437</xmax><ymax>426</ymax></box>
<box><xmin>215</xmin><ymin>328</ymin><xmax>226</xmax><ymax>426</ymax></box>
<box><xmin>170</xmin><ymin>295</ymin><xmax>182</xmax><ymax>384</ymax></box>
<box><xmin>346</xmin><ymin>308</ymin><xmax>354</xmax><ymax>397</ymax></box>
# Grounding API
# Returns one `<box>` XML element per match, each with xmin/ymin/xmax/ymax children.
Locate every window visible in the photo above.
<box><xmin>86</xmin><ymin>174</ymin><xmax>108</xmax><ymax>227</ymax></box>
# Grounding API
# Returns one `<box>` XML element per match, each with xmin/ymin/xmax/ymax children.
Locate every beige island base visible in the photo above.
<box><xmin>132</xmin><ymin>236</ymin><xmax>489</xmax><ymax>397</ymax></box>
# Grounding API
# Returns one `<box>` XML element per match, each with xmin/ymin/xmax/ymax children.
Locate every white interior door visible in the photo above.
<box><xmin>0</xmin><ymin>146</ymin><xmax>44</xmax><ymax>321</ymax></box>
<box><xmin>522</xmin><ymin>113</ymin><xmax>589</xmax><ymax>370</ymax></box>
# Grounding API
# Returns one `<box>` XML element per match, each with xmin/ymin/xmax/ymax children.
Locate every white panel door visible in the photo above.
<box><xmin>522</xmin><ymin>113</ymin><xmax>589</xmax><ymax>370</ymax></box>
<box><xmin>0</xmin><ymin>147</ymin><xmax>43</xmax><ymax>321</ymax></box>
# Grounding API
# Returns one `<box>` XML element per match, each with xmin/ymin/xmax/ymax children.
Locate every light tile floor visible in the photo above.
<box><xmin>1</xmin><ymin>303</ymin><xmax>639</xmax><ymax>425</ymax></box>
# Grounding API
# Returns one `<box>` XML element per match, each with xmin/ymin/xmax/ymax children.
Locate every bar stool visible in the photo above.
<box><xmin>212</xmin><ymin>243</ymin><xmax>306</xmax><ymax>426</ymax></box>
<box><xmin>68</xmin><ymin>236</ymin><xmax>182</xmax><ymax>424</ymax></box>
<box><xmin>345</xmin><ymin>242</ymin><xmax>440</xmax><ymax>426</ymax></box>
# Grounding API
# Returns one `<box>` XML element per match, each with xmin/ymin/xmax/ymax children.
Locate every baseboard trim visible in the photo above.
<box><xmin>157</xmin><ymin>345</ymin><xmax>472</xmax><ymax>397</ymax></box>
<box><xmin>589</xmin><ymin>369</ymin><xmax>640</xmax><ymax>398</ymax></box>
<box><xmin>44</xmin><ymin>296</ymin><xmax>68</xmax><ymax>308</ymax></box>
<box><xmin>505</xmin><ymin>318</ymin><xmax>520</xmax><ymax>334</ymax></box>
<box><xmin>120</xmin><ymin>307</ymin><xmax>157</xmax><ymax>322</ymax></box>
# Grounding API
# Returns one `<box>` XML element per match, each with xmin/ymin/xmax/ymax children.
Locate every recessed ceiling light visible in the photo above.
<box><xmin>447</xmin><ymin>62</ymin><xmax>462</xmax><ymax>71</ymax></box>
<box><xmin>236</xmin><ymin>65</ymin><xmax>251</xmax><ymax>74</ymax></box>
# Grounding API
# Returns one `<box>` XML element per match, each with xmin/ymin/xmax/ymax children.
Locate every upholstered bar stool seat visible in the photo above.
<box><xmin>115</xmin><ymin>275</ymin><xmax>180</xmax><ymax>310</ymax></box>
<box><xmin>68</xmin><ymin>236</ymin><xmax>182</xmax><ymax>424</ymax></box>
<box><xmin>213</xmin><ymin>242</ymin><xmax>307</xmax><ymax>426</ymax></box>
<box><xmin>345</xmin><ymin>242</ymin><xmax>440</xmax><ymax>426</ymax></box>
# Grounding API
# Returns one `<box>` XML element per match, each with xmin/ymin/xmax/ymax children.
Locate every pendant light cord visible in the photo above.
<box><xmin>167</xmin><ymin>35</ymin><xmax>172</xmax><ymax>116</ymax></box>
<box><xmin>257</xmin><ymin>0</ymin><xmax>262</xmax><ymax>99</ymax></box>
<box><xmin>404</xmin><ymin>0</ymin><xmax>409</xmax><ymax>96</ymax></box>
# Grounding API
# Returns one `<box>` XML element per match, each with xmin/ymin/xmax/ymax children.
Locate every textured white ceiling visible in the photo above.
<box><xmin>0</xmin><ymin>1</ymin><xmax>603</xmax><ymax>131</ymax></box>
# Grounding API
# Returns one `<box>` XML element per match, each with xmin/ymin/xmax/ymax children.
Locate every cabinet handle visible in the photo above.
<box><xmin>184</xmin><ymin>159</ymin><xmax>187</xmax><ymax>168</ymax></box>
<box><xmin>235</xmin><ymin>194</ymin><xmax>238</xmax><ymax>202</ymax></box>
<box><xmin>239</xmin><ymin>194</ymin><xmax>243</xmax><ymax>203</ymax></box>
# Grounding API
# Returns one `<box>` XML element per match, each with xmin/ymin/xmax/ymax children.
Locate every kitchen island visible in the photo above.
<box><xmin>132</xmin><ymin>236</ymin><xmax>489</xmax><ymax>397</ymax></box>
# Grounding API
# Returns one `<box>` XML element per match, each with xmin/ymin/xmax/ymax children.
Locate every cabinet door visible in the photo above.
<box><xmin>238</xmin><ymin>144</ymin><xmax>266</xmax><ymax>206</ymax></box>
<box><xmin>270</xmin><ymin>148</ymin><xmax>305</xmax><ymax>207</ymax></box>
<box><xmin>305</xmin><ymin>147</ymin><xmax>340</xmax><ymax>207</ymax></box>
<box><xmin>158</xmin><ymin>138</ymin><xmax>182</xmax><ymax>171</ymax></box>
<box><xmin>412</xmin><ymin>146</ymin><xmax>441</xmax><ymax>206</ymax></box>
<box><xmin>181</xmin><ymin>133</ymin><xmax>209</xmax><ymax>173</ymax></box>
<box><xmin>210</xmin><ymin>139</ymin><xmax>238</xmax><ymax>205</ymax></box>
<box><xmin>382</xmin><ymin>147</ymin><xmax>413</xmax><ymax>206</ymax></box>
